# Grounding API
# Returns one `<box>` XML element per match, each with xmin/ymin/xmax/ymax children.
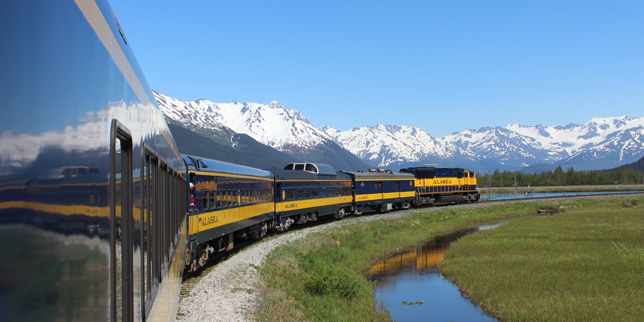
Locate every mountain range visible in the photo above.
<box><xmin>155</xmin><ymin>92</ymin><xmax>644</xmax><ymax>173</ymax></box>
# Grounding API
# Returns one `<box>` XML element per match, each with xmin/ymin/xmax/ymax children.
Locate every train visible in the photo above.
<box><xmin>0</xmin><ymin>1</ymin><xmax>478</xmax><ymax>321</ymax></box>
<box><xmin>182</xmin><ymin>157</ymin><xmax>479</xmax><ymax>273</ymax></box>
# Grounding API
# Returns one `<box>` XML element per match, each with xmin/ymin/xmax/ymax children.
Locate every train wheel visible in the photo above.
<box><xmin>251</xmin><ymin>222</ymin><xmax>268</xmax><ymax>240</ymax></box>
<box><xmin>334</xmin><ymin>208</ymin><xmax>345</xmax><ymax>219</ymax></box>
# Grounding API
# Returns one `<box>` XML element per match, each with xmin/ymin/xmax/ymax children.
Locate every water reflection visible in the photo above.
<box><xmin>368</xmin><ymin>225</ymin><xmax>502</xmax><ymax>322</ymax></box>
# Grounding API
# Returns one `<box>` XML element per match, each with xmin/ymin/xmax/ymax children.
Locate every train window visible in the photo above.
<box><xmin>304</xmin><ymin>188</ymin><xmax>311</xmax><ymax>198</ymax></box>
<box><xmin>375</xmin><ymin>182</ymin><xmax>383</xmax><ymax>192</ymax></box>
<box><xmin>296</xmin><ymin>189</ymin><xmax>303</xmax><ymax>199</ymax></box>
<box><xmin>312</xmin><ymin>188</ymin><xmax>319</xmax><ymax>198</ymax></box>
<box><xmin>209</xmin><ymin>191</ymin><xmax>215</xmax><ymax>209</ymax></box>
<box><xmin>215</xmin><ymin>191</ymin><xmax>221</xmax><ymax>208</ymax></box>
<box><xmin>305</xmin><ymin>164</ymin><xmax>316</xmax><ymax>172</ymax></box>
<box><xmin>286</xmin><ymin>189</ymin><xmax>294</xmax><ymax>201</ymax></box>
<box><xmin>233</xmin><ymin>190</ymin><xmax>238</xmax><ymax>205</ymax></box>
<box><xmin>202</xmin><ymin>190</ymin><xmax>209</xmax><ymax>209</ymax></box>
<box><xmin>294</xmin><ymin>164</ymin><xmax>305</xmax><ymax>171</ymax></box>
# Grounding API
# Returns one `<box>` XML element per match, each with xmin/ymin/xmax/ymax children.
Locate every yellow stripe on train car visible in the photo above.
<box><xmin>355</xmin><ymin>191</ymin><xmax>415</xmax><ymax>201</ymax></box>
<box><xmin>189</xmin><ymin>202</ymin><xmax>274</xmax><ymax>235</ymax></box>
<box><xmin>276</xmin><ymin>196</ymin><xmax>352</xmax><ymax>212</ymax></box>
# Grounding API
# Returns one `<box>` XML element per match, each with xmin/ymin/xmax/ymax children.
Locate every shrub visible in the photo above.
<box><xmin>305</xmin><ymin>265</ymin><xmax>364</xmax><ymax>299</ymax></box>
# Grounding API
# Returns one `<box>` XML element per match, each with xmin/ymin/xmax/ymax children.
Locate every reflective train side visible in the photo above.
<box><xmin>1</xmin><ymin>1</ymin><xmax>187</xmax><ymax>321</ymax></box>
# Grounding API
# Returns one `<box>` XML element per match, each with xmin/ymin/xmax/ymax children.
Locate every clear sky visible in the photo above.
<box><xmin>110</xmin><ymin>0</ymin><xmax>643</xmax><ymax>137</ymax></box>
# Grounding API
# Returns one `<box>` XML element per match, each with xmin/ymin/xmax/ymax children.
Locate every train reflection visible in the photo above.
<box><xmin>368</xmin><ymin>228</ymin><xmax>476</xmax><ymax>278</ymax></box>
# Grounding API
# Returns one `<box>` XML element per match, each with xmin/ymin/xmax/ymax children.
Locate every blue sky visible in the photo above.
<box><xmin>110</xmin><ymin>0</ymin><xmax>643</xmax><ymax>137</ymax></box>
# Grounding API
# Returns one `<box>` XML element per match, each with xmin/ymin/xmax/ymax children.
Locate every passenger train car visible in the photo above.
<box><xmin>271</xmin><ymin>162</ymin><xmax>353</xmax><ymax>228</ymax></box>
<box><xmin>400</xmin><ymin>167</ymin><xmax>480</xmax><ymax>205</ymax></box>
<box><xmin>183</xmin><ymin>155</ymin><xmax>274</xmax><ymax>272</ymax></box>
<box><xmin>1</xmin><ymin>1</ymin><xmax>187</xmax><ymax>321</ymax></box>
<box><xmin>341</xmin><ymin>170</ymin><xmax>416</xmax><ymax>215</ymax></box>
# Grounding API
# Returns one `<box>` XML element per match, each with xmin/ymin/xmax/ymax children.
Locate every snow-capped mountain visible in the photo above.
<box><xmin>155</xmin><ymin>92</ymin><xmax>326</xmax><ymax>153</ymax></box>
<box><xmin>321</xmin><ymin>116</ymin><xmax>644</xmax><ymax>171</ymax></box>
<box><xmin>155</xmin><ymin>91</ymin><xmax>643</xmax><ymax>172</ymax></box>
<box><xmin>154</xmin><ymin>92</ymin><xmax>369</xmax><ymax>170</ymax></box>
<box><xmin>320</xmin><ymin>124</ymin><xmax>454</xmax><ymax>167</ymax></box>
<box><xmin>506</xmin><ymin>116</ymin><xmax>644</xmax><ymax>163</ymax></box>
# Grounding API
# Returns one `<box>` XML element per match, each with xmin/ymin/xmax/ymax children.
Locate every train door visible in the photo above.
<box><xmin>110</xmin><ymin>120</ymin><xmax>135</xmax><ymax>321</ymax></box>
<box><xmin>375</xmin><ymin>181</ymin><xmax>384</xmax><ymax>201</ymax></box>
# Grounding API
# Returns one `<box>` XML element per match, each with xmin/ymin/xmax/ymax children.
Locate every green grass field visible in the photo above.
<box><xmin>440</xmin><ymin>197</ymin><xmax>644</xmax><ymax>321</ymax></box>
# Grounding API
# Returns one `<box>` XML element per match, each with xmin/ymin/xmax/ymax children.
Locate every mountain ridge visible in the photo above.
<box><xmin>155</xmin><ymin>91</ymin><xmax>644</xmax><ymax>173</ymax></box>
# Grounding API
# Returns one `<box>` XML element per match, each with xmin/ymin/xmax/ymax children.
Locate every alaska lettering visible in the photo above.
<box><xmin>201</xmin><ymin>215</ymin><xmax>219</xmax><ymax>226</ymax></box>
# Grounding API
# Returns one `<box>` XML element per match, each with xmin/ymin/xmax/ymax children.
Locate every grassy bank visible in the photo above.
<box><xmin>440</xmin><ymin>196</ymin><xmax>644</xmax><ymax>321</ymax></box>
<box><xmin>254</xmin><ymin>199</ymin><xmax>600</xmax><ymax>321</ymax></box>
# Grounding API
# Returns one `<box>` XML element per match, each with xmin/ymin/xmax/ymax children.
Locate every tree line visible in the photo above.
<box><xmin>478</xmin><ymin>165</ymin><xmax>644</xmax><ymax>187</ymax></box>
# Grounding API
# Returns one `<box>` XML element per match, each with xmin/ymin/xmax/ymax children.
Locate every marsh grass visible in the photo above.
<box><xmin>255</xmin><ymin>201</ymin><xmax>574</xmax><ymax>321</ymax></box>
<box><xmin>440</xmin><ymin>197</ymin><xmax>644</xmax><ymax>321</ymax></box>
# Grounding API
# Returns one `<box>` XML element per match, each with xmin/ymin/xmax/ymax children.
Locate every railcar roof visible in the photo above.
<box><xmin>182</xmin><ymin>155</ymin><xmax>273</xmax><ymax>179</ymax></box>
<box><xmin>282</xmin><ymin>162</ymin><xmax>337</xmax><ymax>175</ymax></box>
<box><xmin>270</xmin><ymin>169</ymin><xmax>351</xmax><ymax>181</ymax></box>
<box><xmin>341</xmin><ymin>171</ymin><xmax>414</xmax><ymax>180</ymax></box>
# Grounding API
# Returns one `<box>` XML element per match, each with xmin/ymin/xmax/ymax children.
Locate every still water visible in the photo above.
<box><xmin>486</xmin><ymin>190</ymin><xmax>641</xmax><ymax>201</ymax></box>
<box><xmin>368</xmin><ymin>224</ymin><xmax>502</xmax><ymax>322</ymax></box>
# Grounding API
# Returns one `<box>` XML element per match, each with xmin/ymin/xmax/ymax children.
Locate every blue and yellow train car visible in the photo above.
<box><xmin>342</xmin><ymin>170</ymin><xmax>416</xmax><ymax>215</ymax></box>
<box><xmin>183</xmin><ymin>155</ymin><xmax>274</xmax><ymax>271</ymax></box>
<box><xmin>400</xmin><ymin>167</ymin><xmax>480</xmax><ymax>206</ymax></box>
<box><xmin>271</xmin><ymin>162</ymin><xmax>352</xmax><ymax>230</ymax></box>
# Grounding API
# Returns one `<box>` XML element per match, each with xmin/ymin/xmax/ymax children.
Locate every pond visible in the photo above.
<box><xmin>367</xmin><ymin>223</ymin><xmax>502</xmax><ymax>322</ymax></box>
